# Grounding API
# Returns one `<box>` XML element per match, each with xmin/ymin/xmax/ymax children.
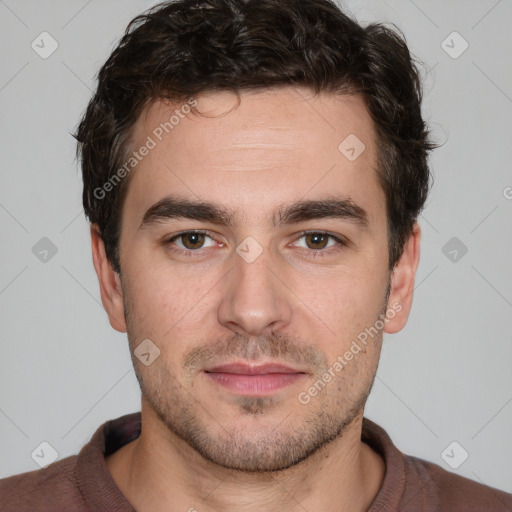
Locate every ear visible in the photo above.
<box><xmin>90</xmin><ymin>224</ymin><xmax>127</xmax><ymax>333</ymax></box>
<box><xmin>384</xmin><ymin>222</ymin><xmax>421</xmax><ymax>334</ymax></box>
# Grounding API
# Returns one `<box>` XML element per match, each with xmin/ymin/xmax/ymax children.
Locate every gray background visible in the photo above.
<box><xmin>1</xmin><ymin>0</ymin><xmax>511</xmax><ymax>494</ymax></box>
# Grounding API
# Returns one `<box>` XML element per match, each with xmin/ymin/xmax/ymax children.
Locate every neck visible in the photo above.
<box><xmin>106</xmin><ymin>405</ymin><xmax>385</xmax><ymax>512</ymax></box>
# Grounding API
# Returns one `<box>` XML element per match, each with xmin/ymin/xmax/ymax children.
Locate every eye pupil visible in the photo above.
<box><xmin>183</xmin><ymin>233</ymin><xmax>205</xmax><ymax>249</ymax></box>
<box><xmin>306</xmin><ymin>233</ymin><xmax>328</xmax><ymax>249</ymax></box>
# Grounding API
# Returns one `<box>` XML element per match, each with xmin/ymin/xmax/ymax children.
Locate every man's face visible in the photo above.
<box><xmin>104</xmin><ymin>87</ymin><xmax>405</xmax><ymax>472</ymax></box>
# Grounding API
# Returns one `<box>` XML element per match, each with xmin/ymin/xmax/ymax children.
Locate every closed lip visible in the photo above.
<box><xmin>204</xmin><ymin>362</ymin><xmax>307</xmax><ymax>375</ymax></box>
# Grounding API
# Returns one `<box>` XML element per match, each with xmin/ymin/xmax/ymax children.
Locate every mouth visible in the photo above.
<box><xmin>203</xmin><ymin>361</ymin><xmax>308</xmax><ymax>396</ymax></box>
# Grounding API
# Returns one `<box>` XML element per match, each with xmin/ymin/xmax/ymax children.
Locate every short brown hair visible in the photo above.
<box><xmin>74</xmin><ymin>0</ymin><xmax>436</xmax><ymax>274</ymax></box>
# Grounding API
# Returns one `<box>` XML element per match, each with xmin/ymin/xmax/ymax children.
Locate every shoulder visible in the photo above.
<box><xmin>404</xmin><ymin>454</ymin><xmax>512</xmax><ymax>511</ymax></box>
<box><xmin>362</xmin><ymin>417</ymin><xmax>512</xmax><ymax>511</ymax></box>
<box><xmin>0</xmin><ymin>455</ymin><xmax>86</xmax><ymax>512</ymax></box>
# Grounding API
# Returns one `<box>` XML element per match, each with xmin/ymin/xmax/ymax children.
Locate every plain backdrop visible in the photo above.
<box><xmin>0</xmin><ymin>0</ymin><xmax>511</xmax><ymax>494</ymax></box>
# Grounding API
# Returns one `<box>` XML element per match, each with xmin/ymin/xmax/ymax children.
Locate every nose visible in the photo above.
<box><xmin>217</xmin><ymin>248</ymin><xmax>293</xmax><ymax>337</ymax></box>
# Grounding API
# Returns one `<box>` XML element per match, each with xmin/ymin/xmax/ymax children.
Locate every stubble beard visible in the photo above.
<box><xmin>122</xmin><ymin>275</ymin><xmax>388</xmax><ymax>473</ymax></box>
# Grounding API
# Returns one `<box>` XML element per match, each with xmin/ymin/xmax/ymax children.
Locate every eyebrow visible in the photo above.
<box><xmin>139</xmin><ymin>195</ymin><xmax>370</xmax><ymax>231</ymax></box>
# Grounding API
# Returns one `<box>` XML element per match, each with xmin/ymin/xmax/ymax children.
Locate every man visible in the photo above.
<box><xmin>1</xmin><ymin>0</ymin><xmax>511</xmax><ymax>510</ymax></box>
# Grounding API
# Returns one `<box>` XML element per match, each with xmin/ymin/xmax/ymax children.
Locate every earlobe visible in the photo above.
<box><xmin>90</xmin><ymin>224</ymin><xmax>127</xmax><ymax>333</ymax></box>
<box><xmin>383</xmin><ymin>222</ymin><xmax>421</xmax><ymax>334</ymax></box>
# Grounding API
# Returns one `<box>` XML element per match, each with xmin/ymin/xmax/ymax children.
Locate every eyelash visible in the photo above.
<box><xmin>163</xmin><ymin>230</ymin><xmax>348</xmax><ymax>259</ymax></box>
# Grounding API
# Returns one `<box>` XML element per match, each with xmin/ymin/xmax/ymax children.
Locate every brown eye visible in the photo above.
<box><xmin>304</xmin><ymin>233</ymin><xmax>330</xmax><ymax>250</ymax></box>
<box><xmin>291</xmin><ymin>232</ymin><xmax>347</xmax><ymax>256</ymax></box>
<box><xmin>166</xmin><ymin>231</ymin><xmax>217</xmax><ymax>252</ymax></box>
<box><xmin>180</xmin><ymin>232</ymin><xmax>206</xmax><ymax>250</ymax></box>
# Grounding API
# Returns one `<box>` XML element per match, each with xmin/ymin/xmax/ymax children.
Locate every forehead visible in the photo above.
<box><xmin>122</xmin><ymin>87</ymin><xmax>384</xmax><ymax>229</ymax></box>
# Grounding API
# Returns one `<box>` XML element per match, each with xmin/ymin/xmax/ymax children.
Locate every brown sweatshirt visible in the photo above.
<box><xmin>1</xmin><ymin>412</ymin><xmax>510</xmax><ymax>511</ymax></box>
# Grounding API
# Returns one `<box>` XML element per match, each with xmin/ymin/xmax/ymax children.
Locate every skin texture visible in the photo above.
<box><xmin>91</xmin><ymin>87</ymin><xmax>421</xmax><ymax>512</ymax></box>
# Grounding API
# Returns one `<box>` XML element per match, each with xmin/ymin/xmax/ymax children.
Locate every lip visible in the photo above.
<box><xmin>205</xmin><ymin>363</ymin><xmax>306</xmax><ymax>375</ymax></box>
<box><xmin>203</xmin><ymin>362</ymin><xmax>308</xmax><ymax>396</ymax></box>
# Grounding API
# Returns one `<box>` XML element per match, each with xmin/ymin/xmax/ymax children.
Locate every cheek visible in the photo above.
<box><xmin>121</xmin><ymin>262</ymin><xmax>172</xmax><ymax>337</ymax></box>
<box><xmin>298</xmin><ymin>265</ymin><xmax>387</xmax><ymax>331</ymax></box>
<box><xmin>124</xmin><ymin>260</ymin><xmax>216</xmax><ymax>341</ymax></box>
